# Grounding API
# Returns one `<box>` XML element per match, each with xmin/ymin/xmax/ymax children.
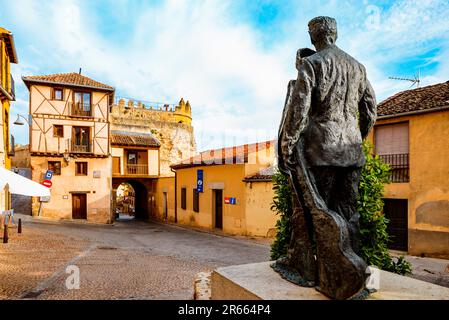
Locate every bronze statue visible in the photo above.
<box><xmin>274</xmin><ymin>16</ymin><xmax>377</xmax><ymax>300</ymax></box>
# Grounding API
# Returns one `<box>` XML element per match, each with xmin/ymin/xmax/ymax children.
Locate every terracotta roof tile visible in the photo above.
<box><xmin>378</xmin><ymin>81</ymin><xmax>449</xmax><ymax>117</ymax></box>
<box><xmin>171</xmin><ymin>140</ymin><xmax>275</xmax><ymax>169</ymax></box>
<box><xmin>243</xmin><ymin>166</ymin><xmax>275</xmax><ymax>182</ymax></box>
<box><xmin>22</xmin><ymin>73</ymin><xmax>114</xmax><ymax>91</ymax></box>
<box><xmin>111</xmin><ymin>130</ymin><xmax>160</xmax><ymax>147</ymax></box>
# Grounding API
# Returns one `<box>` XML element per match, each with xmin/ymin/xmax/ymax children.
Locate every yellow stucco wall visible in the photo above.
<box><xmin>244</xmin><ymin>181</ymin><xmax>277</xmax><ymax>237</ymax></box>
<box><xmin>1</xmin><ymin>30</ymin><xmax>16</xmax><ymax>212</ymax></box>
<box><xmin>368</xmin><ymin>111</ymin><xmax>449</xmax><ymax>258</ymax></box>
<box><xmin>175</xmin><ymin>164</ymin><xmax>247</xmax><ymax>235</ymax></box>
<box><xmin>31</xmin><ymin>156</ymin><xmax>112</xmax><ymax>223</ymax></box>
<box><xmin>154</xmin><ymin>176</ymin><xmax>176</xmax><ymax>221</ymax></box>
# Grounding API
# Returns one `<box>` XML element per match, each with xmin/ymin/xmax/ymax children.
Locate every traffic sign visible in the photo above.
<box><xmin>42</xmin><ymin>180</ymin><xmax>52</xmax><ymax>188</ymax></box>
<box><xmin>197</xmin><ymin>170</ymin><xmax>204</xmax><ymax>193</ymax></box>
<box><xmin>45</xmin><ymin>170</ymin><xmax>53</xmax><ymax>180</ymax></box>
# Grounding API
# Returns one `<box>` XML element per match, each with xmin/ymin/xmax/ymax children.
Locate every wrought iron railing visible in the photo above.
<box><xmin>10</xmin><ymin>74</ymin><xmax>15</xmax><ymax>100</ymax></box>
<box><xmin>378</xmin><ymin>153</ymin><xmax>409</xmax><ymax>183</ymax></box>
<box><xmin>70</xmin><ymin>102</ymin><xmax>92</xmax><ymax>117</ymax></box>
<box><xmin>69</xmin><ymin>139</ymin><xmax>92</xmax><ymax>153</ymax></box>
<box><xmin>126</xmin><ymin>164</ymin><xmax>148</xmax><ymax>175</ymax></box>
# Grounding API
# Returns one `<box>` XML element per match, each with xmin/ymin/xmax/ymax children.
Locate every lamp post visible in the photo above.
<box><xmin>13</xmin><ymin>114</ymin><xmax>31</xmax><ymax>126</ymax></box>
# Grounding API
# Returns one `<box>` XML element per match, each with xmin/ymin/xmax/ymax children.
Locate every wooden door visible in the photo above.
<box><xmin>113</xmin><ymin>157</ymin><xmax>121</xmax><ymax>174</ymax></box>
<box><xmin>214</xmin><ymin>190</ymin><xmax>223</xmax><ymax>229</ymax></box>
<box><xmin>72</xmin><ymin>194</ymin><xmax>87</xmax><ymax>219</ymax></box>
<box><xmin>383</xmin><ymin>199</ymin><xmax>408</xmax><ymax>251</ymax></box>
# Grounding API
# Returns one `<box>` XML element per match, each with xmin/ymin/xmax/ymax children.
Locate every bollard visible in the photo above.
<box><xmin>3</xmin><ymin>225</ymin><xmax>8</xmax><ymax>243</ymax></box>
<box><xmin>18</xmin><ymin>218</ymin><xmax>22</xmax><ymax>234</ymax></box>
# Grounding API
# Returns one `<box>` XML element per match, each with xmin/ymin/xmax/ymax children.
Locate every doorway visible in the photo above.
<box><xmin>214</xmin><ymin>190</ymin><xmax>223</xmax><ymax>229</ymax></box>
<box><xmin>163</xmin><ymin>192</ymin><xmax>168</xmax><ymax>219</ymax></box>
<box><xmin>72</xmin><ymin>194</ymin><xmax>87</xmax><ymax>219</ymax></box>
<box><xmin>115</xmin><ymin>182</ymin><xmax>136</xmax><ymax>220</ymax></box>
<box><xmin>383</xmin><ymin>198</ymin><xmax>408</xmax><ymax>251</ymax></box>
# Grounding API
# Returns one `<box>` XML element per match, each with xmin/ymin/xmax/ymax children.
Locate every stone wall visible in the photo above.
<box><xmin>110</xmin><ymin>103</ymin><xmax>196</xmax><ymax>177</ymax></box>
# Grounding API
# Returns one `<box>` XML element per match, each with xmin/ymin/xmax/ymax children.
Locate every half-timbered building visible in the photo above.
<box><xmin>22</xmin><ymin>72</ymin><xmax>115</xmax><ymax>223</ymax></box>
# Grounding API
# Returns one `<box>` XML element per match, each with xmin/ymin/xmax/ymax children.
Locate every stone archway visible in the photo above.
<box><xmin>113</xmin><ymin>179</ymin><xmax>152</xmax><ymax>221</ymax></box>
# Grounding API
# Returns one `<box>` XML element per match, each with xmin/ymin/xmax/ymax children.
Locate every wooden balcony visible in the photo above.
<box><xmin>70</xmin><ymin>102</ymin><xmax>92</xmax><ymax>117</ymax></box>
<box><xmin>126</xmin><ymin>164</ymin><xmax>148</xmax><ymax>175</ymax></box>
<box><xmin>69</xmin><ymin>139</ymin><xmax>92</xmax><ymax>153</ymax></box>
<box><xmin>0</xmin><ymin>74</ymin><xmax>15</xmax><ymax>101</ymax></box>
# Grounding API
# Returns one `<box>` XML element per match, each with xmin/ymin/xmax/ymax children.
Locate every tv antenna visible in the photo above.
<box><xmin>389</xmin><ymin>69</ymin><xmax>421</xmax><ymax>88</ymax></box>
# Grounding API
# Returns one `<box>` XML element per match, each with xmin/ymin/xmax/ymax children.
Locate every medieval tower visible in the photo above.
<box><xmin>110</xmin><ymin>97</ymin><xmax>196</xmax><ymax>177</ymax></box>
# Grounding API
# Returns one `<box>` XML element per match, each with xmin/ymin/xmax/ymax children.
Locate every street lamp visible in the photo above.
<box><xmin>13</xmin><ymin>114</ymin><xmax>31</xmax><ymax>126</ymax></box>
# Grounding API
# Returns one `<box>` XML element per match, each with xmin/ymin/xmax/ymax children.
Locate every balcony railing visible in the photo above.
<box><xmin>69</xmin><ymin>139</ymin><xmax>92</xmax><ymax>153</ymax></box>
<box><xmin>378</xmin><ymin>153</ymin><xmax>409</xmax><ymax>183</ymax></box>
<box><xmin>10</xmin><ymin>74</ymin><xmax>15</xmax><ymax>100</ymax></box>
<box><xmin>70</xmin><ymin>102</ymin><xmax>92</xmax><ymax>117</ymax></box>
<box><xmin>126</xmin><ymin>164</ymin><xmax>149</xmax><ymax>175</ymax></box>
<box><xmin>0</xmin><ymin>74</ymin><xmax>15</xmax><ymax>100</ymax></box>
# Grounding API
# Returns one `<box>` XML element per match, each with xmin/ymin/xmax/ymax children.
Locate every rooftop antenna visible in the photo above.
<box><xmin>389</xmin><ymin>69</ymin><xmax>420</xmax><ymax>88</ymax></box>
<box><xmin>79</xmin><ymin>68</ymin><xmax>82</xmax><ymax>75</ymax></box>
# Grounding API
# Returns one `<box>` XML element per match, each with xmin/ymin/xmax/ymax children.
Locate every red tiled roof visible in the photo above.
<box><xmin>171</xmin><ymin>140</ymin><xmax>275</xmax><ymax>169</ymax></box>
<box><xmin>243</xmin><ymin>166</ymin><xmax>275</xmax><ymax>182</ymax></box>
<box><xmin>378</xmin><ymin>81</ymin><xmax>449</xmax><ymax>117</ymax></box>
<box><xmin>22</xmin><ymin>73</ymin><xmax>114</xmax><ymax>91</ymax></box>
<box><xmin>111</xmin><ymin>131</ymin><xmax>160</xmax><ymax>148</ymax></box>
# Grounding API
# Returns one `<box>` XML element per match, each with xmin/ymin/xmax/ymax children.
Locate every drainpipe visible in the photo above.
<box><xmin>170</xmin><ymin>167</ymin><xmax>177</xmax><ymax>223</ymax></box>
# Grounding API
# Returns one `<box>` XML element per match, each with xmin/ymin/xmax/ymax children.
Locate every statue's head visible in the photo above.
<box><xmin>308</xmin><ymin>16</ymin><xmax>337</xmax><ymax>49</ymax></box>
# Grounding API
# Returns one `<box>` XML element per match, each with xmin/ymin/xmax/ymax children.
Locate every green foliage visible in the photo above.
<box><xmin>270</xmin><ymin>142</ymin><xmax>412</xmax><ymax>275</ymax></box>
<box><xmin>358</xmin><ymin>142</ymin><xmax>412</xmax><ymax>275</ymax></box>
<box><xmin>270</xmin><ymin>171</ymin><xmax>294</xmax><ymax>260</ymax></box>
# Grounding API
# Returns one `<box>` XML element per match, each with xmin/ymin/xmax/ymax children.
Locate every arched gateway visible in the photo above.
<box><xmin>111</xmin><ymin>131</ymin><xmax>160</xmax><ymax>221</ymax></box>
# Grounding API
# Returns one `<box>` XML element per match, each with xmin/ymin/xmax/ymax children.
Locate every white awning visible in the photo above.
<box><xmin>0</xmin><ymin>167</ymin><xmax>50</xmax><ymax>197</ymax></box>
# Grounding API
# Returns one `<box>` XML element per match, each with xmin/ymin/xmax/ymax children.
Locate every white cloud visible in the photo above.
<box><xmin>2</xmin><ymin>0</ymin><xmax>448</xmax><ymax>150</ymax></box>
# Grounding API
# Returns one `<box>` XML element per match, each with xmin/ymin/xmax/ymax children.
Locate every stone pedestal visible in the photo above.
<box><xmin>211</xmin><ymin>261</ymin><xmax>449</xmax><ymax>300</ymax></box>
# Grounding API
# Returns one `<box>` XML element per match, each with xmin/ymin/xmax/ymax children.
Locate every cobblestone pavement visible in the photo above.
<box><xmin>1</xmin><ymin>215</ymin><xmax>270</xmax><ymax>300</ymax></box>
<box><xmin>2</xmin><ymin>215</ymin><xmax>447</xmax><ymax>300</ymax></box>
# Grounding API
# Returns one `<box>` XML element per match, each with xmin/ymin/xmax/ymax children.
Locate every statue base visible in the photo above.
<box><xmin>210</xmin><ymin>261</ymin><xmax>449</xmax><ymax>300</ymax></box>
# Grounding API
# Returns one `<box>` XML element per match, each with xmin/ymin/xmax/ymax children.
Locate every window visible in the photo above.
<box><xmin>72</xmin><ymin>126</ymin><xmax>90</xmax><ymax>152</ymax></box>
<box><xmin>48</xmin><ymin>161</ymin><xmax>61</xmax><ymax>175</ymax></box>
<box><xmin>181</xmin><ymin>187</ymin><xmax>187</xmax><ymax>210</ymax></box>
<box><xmin>375</xmin><ymin>122</ymin><xmax>409</xmax><ymax>183</ymax></box>
<box><xmin>52</xmin><ymin>88</ymin><xmax>64</xmax><ymax>101</ymax></box>
<box><xmin>53</xmin><ymin>125</ymin><xmax>64</xmax><ymax>137</ymax></box>
<box><xmin>73</xmin><ymin>91</ymin><xmax>92</xmax><ymax>116</ymax></box>
<box><xmin>75</xmin><ymin>162</ymin><xmax>88</xmax><ymax>176</ymax></box>
<box><xmin>193</xmin><ymin>188</ymin><xmax>199</xmax><ymax>212</ymax></box>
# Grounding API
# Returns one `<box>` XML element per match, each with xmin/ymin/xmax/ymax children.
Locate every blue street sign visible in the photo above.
<box><xmin>230</xmin><ymin>197</ymin><xmax>236</xmax><ymax>205</ymax></box>
<box><xmin>197</xmin><ymin>169</ymin><xmax>204</xmax><ymax>193</ymax></box>
<box><xmin>45</xmin><ymin>170</ymin><xmax>54</xmax><ymax>180</ymax></box>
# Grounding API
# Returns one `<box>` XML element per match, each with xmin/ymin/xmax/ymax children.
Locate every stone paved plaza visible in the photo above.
<box><xmin>1</xmin><ymin>214</ymin><xmax>447</xmax><ymax>300</ymax></box>
<box><xmin>0</xmin><ymin>215</ymin><xmax>270</xmax><ymax>299</ymax></box>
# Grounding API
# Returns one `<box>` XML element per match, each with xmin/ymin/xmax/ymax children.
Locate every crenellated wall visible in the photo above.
<box><xmin>110</xmin><ymin>98</ymin><xmax>196</xmax><ymax>177</ymax></box>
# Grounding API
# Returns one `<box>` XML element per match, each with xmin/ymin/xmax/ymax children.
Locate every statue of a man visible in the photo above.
<box><xmin>274</xmin><ymin>16</ymin><xmax>377</xmax><ymax>300</ymax></box>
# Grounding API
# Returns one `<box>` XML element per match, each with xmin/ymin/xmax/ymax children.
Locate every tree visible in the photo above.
<box><xmin>270</xmin><ymin>142</ymin><xmax>411</xmax><ymax>275</ymax></box>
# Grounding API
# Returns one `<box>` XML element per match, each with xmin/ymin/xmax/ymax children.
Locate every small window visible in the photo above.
<box><xmin>193</xmin><ymin>188</ymin><xmax>199</xmax><ymax>212</ymax></box>
<box><xmin>53</xmin><ymin>125</ymin><xmax>64</xmax><ymax>138</ymax></box>
<box><xmin>75</xmin><ymin>162</ymin><xmax>88</xmax><ymax>176</ymax></box>
<box><xmin>48</xmin><ymin>161</ymin><xmax>61</xmax><ymax>175</ymax></box>
<box><xmin>181</xmin><ymin>187</ymin><xmax>187</xmax><ymax>210</ymax></box>
<box><xmin>53</xmin><ymin>88</ymin><xmax>64</xmax><ymax>101</ymax></box>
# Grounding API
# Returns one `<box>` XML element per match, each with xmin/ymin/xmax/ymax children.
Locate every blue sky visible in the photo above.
<box><xmin>1</xmin><ymin>0</ymin><xmax>448</xmax><ymax>150</ymax></box>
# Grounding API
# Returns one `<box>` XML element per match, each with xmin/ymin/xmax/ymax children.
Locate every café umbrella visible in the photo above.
<box><xmin>0</xmin><ymin>167</ymin><xmax>50</xmax><ymax>197</ymax></box>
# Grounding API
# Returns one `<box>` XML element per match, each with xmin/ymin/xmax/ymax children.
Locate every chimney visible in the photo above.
<box><xmin>79</xmin><ymin>68</ymin><xmax>82</xmax><ymax>74</ymax></box>
<box><xmin>164</xmin><ymin>104</ymin><xmax>169</xmax><ymax>111</ymax></box>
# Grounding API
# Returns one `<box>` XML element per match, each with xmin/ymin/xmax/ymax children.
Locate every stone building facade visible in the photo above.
<box><xmin>110</xmin><ymin>98</ymin><xmax>196</xmax><ymax>177</ymax></box>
